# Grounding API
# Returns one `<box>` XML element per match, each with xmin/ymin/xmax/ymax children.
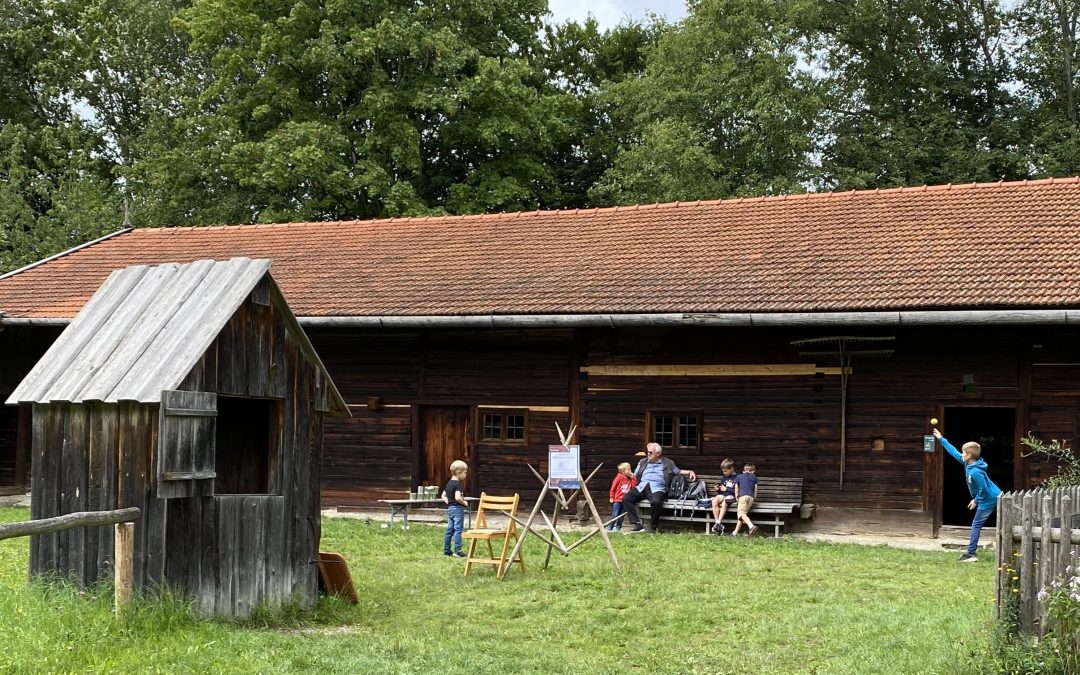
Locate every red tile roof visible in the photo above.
<box><xmin>3</xmin><ymin>178</ymin><xmax>1080</xmax><ymax>319</ymax></box>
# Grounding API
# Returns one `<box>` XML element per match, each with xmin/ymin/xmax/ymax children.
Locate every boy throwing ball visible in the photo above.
<box><xmin>932</xmin><ymin>428</ymin><xmax>1002</xmax><ymax>562</ymax></box>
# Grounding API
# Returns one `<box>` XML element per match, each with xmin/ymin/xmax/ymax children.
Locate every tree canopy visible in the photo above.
<box><xmin>3</xmin><ymin>0</ymin><xmax>1080</xmax><ymax>271</ymax></box>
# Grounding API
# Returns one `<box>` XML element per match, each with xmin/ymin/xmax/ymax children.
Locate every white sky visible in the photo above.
<box><xmin>546</xmin><ymin>0</ymin><xmax>687</xmax><ymax>29</ymax></box>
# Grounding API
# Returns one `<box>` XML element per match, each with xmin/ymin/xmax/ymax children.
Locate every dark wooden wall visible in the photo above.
<box><xmin>29</xmin><ymin>402</ymin><xmax>165</xmax><ymax>588</ymax></box>
<box><xmin>15</xmin><ymin>320</ymin><xmax>1080</xmax><ymax>524</ymax></box>
<box><xmin>172</xmin><ymin>288</ymin><xmax>324</xmax><ymax>614</ymax></box>
<box><xmin>310</xmin><ymin>324</ymin><xmax>1079</xmax><ymax>513</ymax></box>
<box><xmin>0</xmin><ymin>326</ymin><xmax>61</xmax><ymax>490</ymax></box>
<box><xmin>310</xmin><ymin>329</ymin><xmax>572</xmax><ymax>505</ymax></box>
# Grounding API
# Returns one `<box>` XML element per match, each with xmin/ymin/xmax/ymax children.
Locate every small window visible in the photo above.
<box><xmin>648</xmin><ymin>411</ymin><xmax>701</xmax><ymax>451</ymax></box>
<box><xmin>215</xmin><ymin>395</ymin><xmax>281</xmax><ymax>494</ymax></box>
<box><xmin>480</xmin><ymin>410</ymin><xmax>528</xmax><ymax>443</ymax></box>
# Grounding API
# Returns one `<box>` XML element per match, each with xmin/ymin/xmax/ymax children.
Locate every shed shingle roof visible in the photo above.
<box><xmin>6</xmin><ymin>257</ymin><xmax>348</xmax><ymax>414</ymax></box>
<box><xmin>2</xmin><ymin>177</ymin><xmax>1080</xmax><ymax>319</ymax></box>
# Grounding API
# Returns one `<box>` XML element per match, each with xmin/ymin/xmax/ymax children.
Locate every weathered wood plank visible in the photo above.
<box><xmin>0</xmin><ymin>507</ymin><xmax>141</xmax><ymax>541</ymax></box>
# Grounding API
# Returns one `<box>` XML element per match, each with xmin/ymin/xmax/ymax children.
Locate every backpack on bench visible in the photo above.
<box><xmin>668</xmin><ymin>475</ymin><xmax>708</xmax><ymax>517</ymax></box>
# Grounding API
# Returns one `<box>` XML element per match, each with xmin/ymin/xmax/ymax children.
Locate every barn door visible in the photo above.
<box><xmin>157</xmin><ymin>390</ymin><xmax>217</xmax><ymax>498</ymax></box>
<box><xmin>419</xmin><ymin>406</ymin><xmax>471</xmax><ymax>493</ymax></box>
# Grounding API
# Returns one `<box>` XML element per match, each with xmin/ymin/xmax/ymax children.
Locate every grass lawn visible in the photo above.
<box><xmin>0</xmin><ymin>506</ymin><xmax>994</xmax><ymax>674</ymax></box>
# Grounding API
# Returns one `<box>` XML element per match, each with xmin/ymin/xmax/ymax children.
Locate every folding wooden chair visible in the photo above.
<box><xmin>462</xmin><ymin>492</ymin><xmax>525</xmax><ymax>579</ymax></box>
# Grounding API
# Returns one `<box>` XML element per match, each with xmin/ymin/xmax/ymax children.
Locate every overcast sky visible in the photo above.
<box><xmin>547</xmin><ymin>0</ymin><xmax>687</xmax><ymax>29</ymax></box>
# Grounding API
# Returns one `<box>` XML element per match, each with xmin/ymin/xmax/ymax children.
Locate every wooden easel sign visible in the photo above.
<box><xmin>500</xmin><ymin>422</ymin><xmax>621</xmax><ymax>576</ymax></box>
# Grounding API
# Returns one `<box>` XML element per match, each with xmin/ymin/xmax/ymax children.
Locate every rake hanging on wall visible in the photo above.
<box><xmin>791</xmin><ymin>336</ymin><xmax>896</xmax><ymax>489</ymax></box>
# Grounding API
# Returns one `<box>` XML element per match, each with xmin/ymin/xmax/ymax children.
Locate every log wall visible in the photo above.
<box><xmin>311</xmin><ymin>324</ymin><xmax>1080</xmax><ymax>512</ymax></box>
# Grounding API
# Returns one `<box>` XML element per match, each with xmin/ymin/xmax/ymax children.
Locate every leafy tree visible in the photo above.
<box><xmin>1013</xmin><ymin>0</ymin><xmax>1080</xmax><ymax>176</ymax></box>
<box><xmin>591</xmin><ymin>0</ymin><xmax>822</xmax><ymax>205</ymax></box>
<box><xmin>0</xmin><ymin>0</ymin><xmax>121</xmax><ymax>272</ymax></box>
<box><xmin>128</xmin><ymin>0</ymin><xmax>578</xmax><ymax>225</ymax></box>
<box><xmin>541</xmin><ymin>17</ymin><xmax>664</xmax><ymax>207</ymax></box>
<box><xmin>815</xmin><ymin>0</ymin><xmax>1028</xmax><ymax>189</ymax></box>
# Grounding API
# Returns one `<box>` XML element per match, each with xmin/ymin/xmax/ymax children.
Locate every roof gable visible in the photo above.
<box><xmin>7</xmin><ymin>257</ymin><xmax>348</xmax><ymax>414</ymax></box>
<box><xmin>2</xmin><ymin>178</ymin><xmax>1080</xmax><ymax>318</ymax></box>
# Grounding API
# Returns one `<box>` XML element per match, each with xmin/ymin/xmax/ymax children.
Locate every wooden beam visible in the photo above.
<box><xmin>0</xmin><ymin>507</ymin><xmax>141</xmax><ymax>541</ymax></box>
<box><xmin>580</xmin><ymin>364</ymin><xmax>850</xmax><ymax>377</ymax></box>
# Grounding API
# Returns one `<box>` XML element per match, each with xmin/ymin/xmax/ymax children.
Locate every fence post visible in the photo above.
<box><xmin>114</xmin><ymin>522</ymin><xmax>134</xmax><ymax>614</ymax></box>
<box><xmin>1038</xmin><ymin>491</ymin><xmax>1053</xmax><ymax>636</ymax></box>
<box><xmin>1019</xmin><ymin>492</ymin><xmax>1036</xmax><ymax>634</ymax></box>
<box><xmin>995</xmin><ymin>492</ymin><xmax>1012</xmax><ymax>621</ymax></box>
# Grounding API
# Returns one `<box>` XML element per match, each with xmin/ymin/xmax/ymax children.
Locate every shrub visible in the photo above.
<box><xmin>1020</xmin><ymin>435</ymin><xmax>1080</xmax><ymax>488</ymax></box>
<box><xmin>1038</xmin><ymin>554</ymin><xmax>1080</xmax><ymax>674</ymax></box>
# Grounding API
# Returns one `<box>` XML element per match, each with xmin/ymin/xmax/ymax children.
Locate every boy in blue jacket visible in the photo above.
<box><xmin>932</xmin><ymin>428</ymin><xmax>1002</xmax><ymax>562</ymax></box>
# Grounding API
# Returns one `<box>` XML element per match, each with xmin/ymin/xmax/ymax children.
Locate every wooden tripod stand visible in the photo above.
<box><xmin>500</xmin><ymin>423</ymin><xmax>621</xmax><ymax>576</ymax></box>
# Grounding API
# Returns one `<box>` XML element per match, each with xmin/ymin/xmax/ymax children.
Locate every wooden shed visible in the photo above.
<box><xmin>6</xmin><ymin>257</ymin><xmax>348</xmax><ymax>617</ymax></box>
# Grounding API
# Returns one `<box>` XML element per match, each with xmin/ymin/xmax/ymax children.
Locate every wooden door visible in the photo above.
<box><xmin>419</xmin><ymin>406</ymin><xmax>471</xmax><ymax>492</ymax></box>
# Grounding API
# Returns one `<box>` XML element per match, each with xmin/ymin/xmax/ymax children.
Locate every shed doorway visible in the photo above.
<box><xmin>941</xmin><ymin>407</ymin><xmax>1016</xmax><ymax>527</ymax></box>
<box><xmin>419</xmin><ymin>406</ymin><xmax>471</xmax><ymax>493</ymax></box>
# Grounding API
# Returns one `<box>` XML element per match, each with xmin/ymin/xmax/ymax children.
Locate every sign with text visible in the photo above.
<box><xmin>548</xmin><ymin>444</ymin><xmax>581</xmax><ymax>489</ymax></box>
<box><xmin>923</xmin><ymin>435</ymin><xmax>936</xmax><ymax>453</ymax></box>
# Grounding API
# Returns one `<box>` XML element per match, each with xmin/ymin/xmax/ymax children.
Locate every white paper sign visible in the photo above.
<box><xmin>548</xmin><ymin>444</ymin><xmax>580</xmax><ymax>489</ymax></box>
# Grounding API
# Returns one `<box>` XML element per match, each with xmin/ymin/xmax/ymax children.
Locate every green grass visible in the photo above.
<box><xmin>0</xmin><ymin>506</ymin><xmax>994</xmax><ymax>674</ymax></box>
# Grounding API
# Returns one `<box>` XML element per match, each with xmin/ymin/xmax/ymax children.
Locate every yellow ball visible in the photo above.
<box><xmin>930</xmin><ymin>418</ymin><xmax>938</xmax><ymax>425</ymax></box>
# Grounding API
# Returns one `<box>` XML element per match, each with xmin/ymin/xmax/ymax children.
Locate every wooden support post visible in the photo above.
<box><xmin>114</xmin><ymin>522</ymin><xmax>134</xmax><ymax>613</ymax></box>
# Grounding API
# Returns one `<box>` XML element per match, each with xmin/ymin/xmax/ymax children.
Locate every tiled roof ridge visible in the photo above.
<box><xmin>130</xmin><ymin>176</ymin><xmax>1080</xmax><ymax>234</ymax></box>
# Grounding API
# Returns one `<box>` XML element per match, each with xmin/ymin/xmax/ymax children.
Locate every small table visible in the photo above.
<box><xmin>377</xmin><ymin>497</ymin><xmax>477</xmax><ymax>530</ymax></box>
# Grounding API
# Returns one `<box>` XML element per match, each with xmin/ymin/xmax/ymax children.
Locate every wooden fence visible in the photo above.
<box><xmin>0</xmin><ymin>508</ymin><xmax>141</xmax><ymax>613</ymax></box>
<box><xmin>995</xmin><ymin>486</ymin><xmax>1080</xmax><ymax>634</ymax></box>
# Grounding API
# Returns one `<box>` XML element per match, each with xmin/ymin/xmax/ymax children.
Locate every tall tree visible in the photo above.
<box><xmin>541</xmin><ymin>17</ymin><xmax>664</xmax><ymax>208</ymax></box>
<box><xmin>590</xmin><ymin>0</ymin><xmax>822</xmax><ymax>205</ymax></box>
<box><xmin>816</xmin><ymin>0</ymin><xmax>1027</xmax><ymax>189</ymax></box>
<box><xmin>1013</xmin><ymin>0</ymin><xmax>1080</xmax><ymax>175</ymax></box>
<box><xmin>0</xmin><ymin>0</ymin><xmax>121</xmax><ymax>272</ymax></box>
<box><xmin>128</xmin><ymin>0</ymin><xmax>578</xmax><ymax>225</ymax></box>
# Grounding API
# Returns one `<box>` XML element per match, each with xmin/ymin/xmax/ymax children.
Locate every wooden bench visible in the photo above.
<box><xmin>633</xmin><ymin>475</ymin><xmax>804</xmax><ymax>537</ymax></box>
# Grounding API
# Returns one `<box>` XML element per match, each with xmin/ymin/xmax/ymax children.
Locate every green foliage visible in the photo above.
<box><xmin>814</xmin><ymin>0</ymin><xmax>1028</xmax><ymax>189</ymax></box>
<box><xmin>1038</xmin><ymin>557</ymin><xmax>1080</xmax><ymax>674</ymax></box>
<box><xmin>593</xmin><ymin>0</ymin><xmax>821</xmax><ymax>204</ymax></box>
<box><xmin>0</xmin><ymin>506</ymin><xmax>997</xmax><ymax>673</ymax></box>
<box><xmin>125</xmin><ymin>0</ymin><xmax>578</xmax><ymax>225</ymax></box>
<box><xmin>958</xmin><ymin>620</ymin><xmax>1070</xmax><ymax>674</ymax></box>
<box><xmin>1020</xmin><ymin>434</ymin><xmax>1080</xmax><ymax>488</ymax></box>
<box><xmin>0</xmin><ymin>0</ymin><xmax>124</xmax><ymax>272</ymax></box>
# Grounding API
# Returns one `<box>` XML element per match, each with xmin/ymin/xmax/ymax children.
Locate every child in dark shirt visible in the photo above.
<box><xmin>441</xmin><ymin>460</ymin><xmax>469</xmax><ymax>557</ymax></box>
<box><xmin>710</xmin><ymin>458</ymin><xmax>738</xmax><ymax>534</ymax></box>
<box><xmin>731</xmin><ymin>462</ymin><xmax>759</xmax><ymax>536</ymax></box>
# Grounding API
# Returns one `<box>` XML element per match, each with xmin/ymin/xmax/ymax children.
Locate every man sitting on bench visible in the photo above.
<box><xmin>622</xmin><ymin>443</ymin><xmax>697</xmax><ymax>535</ymax></box>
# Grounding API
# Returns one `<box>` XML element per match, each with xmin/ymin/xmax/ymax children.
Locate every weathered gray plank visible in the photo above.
<box><xmin>123</xmin><ymin>259</ymin><xmax>271</xmax><ymax>402</ymax></box>
<box><xmin>7</xmin><ymin>266</ymin><xmax>151</xmax><ymax>403</ymax></box>
<box><xmin>79</xmin><ymin>261</ymin><xmax>215</xmax><ymax>402</ymax></box>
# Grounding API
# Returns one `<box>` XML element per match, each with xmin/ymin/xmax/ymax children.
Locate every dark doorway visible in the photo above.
<box><xmin>420</xmin><ymin>406</ymin><xmax>471</xmax><ymax>493</ymax></box>
<box><xmin>0</xmin><ymin>404</ymin><xmax>18</xmax><ymax>491</ymax></box>
<box><xmin>941</xmin><ymin>407</ymin><xmax>1015</xmax><ymax>527</ymax></box>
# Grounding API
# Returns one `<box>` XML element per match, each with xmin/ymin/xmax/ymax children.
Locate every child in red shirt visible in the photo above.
<box><xmin>607</xmin><ymin>462</ymin><xmax>637</xmax><ymax>531</ymax></box>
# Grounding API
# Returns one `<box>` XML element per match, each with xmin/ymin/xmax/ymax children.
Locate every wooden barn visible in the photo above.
<box><xmin>5</xmin><ymin>257</ymin><xmax>348</xmax><ymax>617</ymax></box>
<box><xmin>1</xmin><ymin>178</ymin><xmax>1079</xmax><ymax>536</ymax></box>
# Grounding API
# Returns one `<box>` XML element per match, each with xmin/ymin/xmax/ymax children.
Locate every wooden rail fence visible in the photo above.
<box><xmin>995</xmin><ymin>486</ymin><xmax>1080</xmax><ymax>635</ymax></box>
<box><xmin>0</xmin><ymin>507</ymin><xmax>142</xmax><ymax>613</ymax></box>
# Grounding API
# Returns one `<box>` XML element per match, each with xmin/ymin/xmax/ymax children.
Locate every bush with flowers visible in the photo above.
<box><xmin>1038</xmin><ymin>556</ymin><xmax>1080</xmax><ymax>674</ymax></box>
